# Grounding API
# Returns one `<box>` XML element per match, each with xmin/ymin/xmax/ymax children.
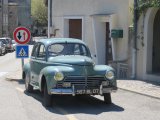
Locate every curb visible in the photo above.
<box><xmin>118</xmin><ymin>87</ymin><xmax>160</xmax><ymax>100</ymax></box>
<box><xmin>4</xmin><ymin>70</ymin><xmax>22</xmax><ymax>81</ymax></box>
<box><xmin>5</xmin><ymin>77</ymin><xmax>22</xmax><ymax>81</ymax></box>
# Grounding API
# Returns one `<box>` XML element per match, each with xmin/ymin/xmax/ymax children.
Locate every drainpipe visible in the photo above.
<box><xmin>1</xmin><ymin>0</ymin><xmax>3</xmax><ymax>37</ymax></box>
<box><xmin>131</xmin><ymin>0</ymin><xmax>138</xmax><ymax>79</ymax></box>
<box><xmin>48</xmin><ymin>0</ymin><xmax>51</xmax><ymax>38</ymax></box>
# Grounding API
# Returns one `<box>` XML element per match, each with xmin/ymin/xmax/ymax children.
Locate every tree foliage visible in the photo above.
<box><xmin>138</xmin><ymin>0</ymin><xmax>160</xmax><ymax>12</ymax></box>
<box><xmin>31</xmin><ymin>0</ymin><xmax>47</xmax><ymax>27</ymax></box>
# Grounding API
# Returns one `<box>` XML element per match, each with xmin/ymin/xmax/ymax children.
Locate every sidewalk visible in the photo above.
<box><xmin>5</xmin><ymin>69</ymin><xmax>22</xmax><ymax>81</ymax></box>
<box><xmin>118</xmin><ymin>80</ymin><xmax>160</xmax><ymax>99</ymax></box>
<box><xmin>5</xmin><ymin>70</ymin><xmax>160</xmax><ymax>99</ymax></box>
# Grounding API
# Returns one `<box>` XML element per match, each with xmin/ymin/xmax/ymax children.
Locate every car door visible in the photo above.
<box><xmin>32</xmin><ymin>43</ymin><xmax>46</xmax><ymax>86</ymax></box>
<box><xmin>30</xmin><ymin>43</ymin><xmax>39</xmax><ymax>85</ymax></box>
<box><xmin>34</xmin><ymin>43</ymin><xmax>47</xmax><ymax>85</ymax></box>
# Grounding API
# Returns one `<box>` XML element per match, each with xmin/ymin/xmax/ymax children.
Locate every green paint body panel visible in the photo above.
<box><xmin>23</xmin><ymin>38</ymin><xmax>117</xmax><ymax>94</ymax></box>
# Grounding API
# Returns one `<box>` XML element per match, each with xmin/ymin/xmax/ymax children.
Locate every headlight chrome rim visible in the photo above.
<box><xmin>105</xmin><ymin>71</ymin><xmax>114</xmax><ymax>80</ymax></box>
<box><xmin>54</xmin><ymin>72</ymin><xmax>64</xmax><ymax>81</ymax></box>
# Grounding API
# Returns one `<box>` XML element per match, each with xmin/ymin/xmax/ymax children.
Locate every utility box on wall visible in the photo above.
<box><xmin>111</xmin><ymin>29</ymin><xmax>123</xmax><ymax>38</ymax></box>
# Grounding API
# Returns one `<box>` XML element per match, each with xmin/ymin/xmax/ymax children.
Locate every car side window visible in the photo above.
<box><xmin>80</xmin><ymin>45</ymin><xmax>88</xmax><ymax>56</ymax></box>
<box><xmin>74</xmin><ymin>44</ymin><xmax>88</xmax><ymax>56</ymax></box>
<box><xmin>37</xmin><ymin>44</ymin><xmax>46</xmax><ymax>59</ymax></box>
<box><xmin>31</xmin><ymin>44</ymin><xmax>39</xmax><ymax>58</ymax></box>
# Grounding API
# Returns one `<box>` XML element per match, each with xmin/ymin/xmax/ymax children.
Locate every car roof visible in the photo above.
<box><xmin>0</xmin><ymin>37</ymin><xmax>11</xmax><ymax>39</ymax></box>
<box><xmin>38</xmin><ymin>38</ymin><xmax>87</xmax><ymax>46</ymax></box>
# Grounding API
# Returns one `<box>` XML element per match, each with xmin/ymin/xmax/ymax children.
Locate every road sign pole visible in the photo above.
<box><xmin>13</xmin><ymin>27</ymin><xmax>31</xmax><ymax>70</ymax></box>
<box><xmin>21</xmin><ymin>58</ymin><xmax>24</xmax><ymax>69</ymax></box>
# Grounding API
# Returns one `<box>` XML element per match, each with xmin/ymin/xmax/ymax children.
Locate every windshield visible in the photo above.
<box><xmin>0</xmin><ymin>39</ymin><xmax>7</xmax><ymax>44</ymax></box>
<box><xmin>0</xmin><ymin>41</ymin><xmax>2</xmax><ymax>46</ymax></box>
<box><xmin>48</xmin><ymin>43</ymin><xmax>91</xmax><ymax>57</ymax></box>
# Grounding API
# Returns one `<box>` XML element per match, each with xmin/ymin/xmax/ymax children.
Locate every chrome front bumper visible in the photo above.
<box><xmin>50</xmin><ymin>85</ymin><xmax>117</xmax><ymax>96</ymax></box>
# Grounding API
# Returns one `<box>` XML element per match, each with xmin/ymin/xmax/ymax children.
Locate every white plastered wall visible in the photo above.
<box><xmin>51</xmin><ymin>0</ymin><xmax>132</xmax><ymax>65</ymax></box>
<box><xmin>137</xmin><ymin>8</ymin><xmax>160</xmax><ymax>81</ymax></box>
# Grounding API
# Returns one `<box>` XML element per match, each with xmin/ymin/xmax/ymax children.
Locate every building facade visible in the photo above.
<box><xmin>46</xmin><ymin>0</ymin><xmax>133</xmax><ymax>79</ymax></box>
<box><xmin>136</xmin><ymin>8</ymin><xmax>160</xmax><ymax>81</ymax></box>
<box><xmin>0</xmin><ymin>0</ymin><xmax>31</xmax><ymax>38</ymax></box>
<box><xmin>0</xmin><ymin>0</ymin><xmax>2</xmax><ymax>36</ymax></box>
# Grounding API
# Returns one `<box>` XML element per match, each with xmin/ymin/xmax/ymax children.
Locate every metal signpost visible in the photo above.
<box><xmin>13</xmin><ymin>27</ymin><xmax>31</xmax><ymax>69</ymax></box>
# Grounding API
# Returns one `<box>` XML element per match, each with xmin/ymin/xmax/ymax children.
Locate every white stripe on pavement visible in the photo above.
<box><xmin>0</xmin><ymin>72</ymin><xmax>8</xmax><ymax>77</ymax></box>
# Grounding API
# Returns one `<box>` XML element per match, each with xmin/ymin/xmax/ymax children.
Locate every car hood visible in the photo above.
<box><xmin>48</xmin><ymin>55</ymin><xmax>94</xmax><ymax>66</ymax></box>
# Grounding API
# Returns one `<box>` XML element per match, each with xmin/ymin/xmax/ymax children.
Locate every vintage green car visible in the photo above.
<box><xmin>23</xmin><ymin>38</ymin><xmax>117</xmax><ymax>107</ymax></box>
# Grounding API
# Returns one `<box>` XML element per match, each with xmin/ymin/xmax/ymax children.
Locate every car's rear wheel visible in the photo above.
<box><xmin>24</xmin><ymin>73</ymin><xmax>33</xmax><ymax>93</ymax></box>
<box><xmin>43</xmin><ymin>83</ymin><xmax>52</xmax><ymax>107</ymax></box>
<box><xmin>103</xmin><ymin>93</ymin><xmax>112</xmax><ymax>104</ymax></box>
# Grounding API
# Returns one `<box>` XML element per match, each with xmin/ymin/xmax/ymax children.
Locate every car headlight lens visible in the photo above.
<box><xmin>54</xmin><ymin>72</ymin><xmax>64</xmax><ymax>81</ymax></box>
<box><xmin>105</xmin><ymin>71</ymin><xmax>115</xmax><ymax>80</ymax></box>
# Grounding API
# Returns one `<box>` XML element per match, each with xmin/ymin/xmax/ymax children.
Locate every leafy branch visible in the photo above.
<box><xmin>138</xmin><ymin>0</ymin><xmax>160</xmax><ymax>13</ymax></box>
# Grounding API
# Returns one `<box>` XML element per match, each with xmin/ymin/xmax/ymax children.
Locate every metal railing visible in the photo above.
<box><xmin>116</xmin><ymin>63</ymin><xmax>128</xmax><ymax>79</ymax></box>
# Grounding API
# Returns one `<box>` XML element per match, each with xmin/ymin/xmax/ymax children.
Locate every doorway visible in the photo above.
<box><xmin>152</xmin><ymin>9</ymin><xmax>160</xmax><ymax>73</ymax></box>
<box><xmin>69</xmin><ymin>19</ymin><xmax>82</xmax><ymax>39</ymax></box>
<box><xmin>106</xmin><ymin>22</ymin><xmax>113</xmax><ymax>64</ymax></box>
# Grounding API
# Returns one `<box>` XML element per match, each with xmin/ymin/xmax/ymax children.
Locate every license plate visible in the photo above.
<box><xmin>76</xmin><ymin>89</ymin><xmax>99</xmax><ymax>94</ymax></box>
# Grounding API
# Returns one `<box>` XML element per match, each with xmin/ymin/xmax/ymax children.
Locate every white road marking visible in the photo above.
<box><xmin>16</xmin><ymin>87</ymin><xmax>25</xmax><ymax>93</ymax></box>
<box><xmin>0</xmin><ymin>72</ymin><xmax>8</xmax><ymax>77</ymax></box>
<box><xmin>55</xmin><ymin>107</ymin><xmax>79</xmax><ymax>120</ymax></box>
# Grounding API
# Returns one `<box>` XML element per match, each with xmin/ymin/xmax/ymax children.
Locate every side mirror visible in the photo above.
<box><xmin>91</xmin><ymin>54</ymin><xmax>96</xmax><ymax>58</ymax></box>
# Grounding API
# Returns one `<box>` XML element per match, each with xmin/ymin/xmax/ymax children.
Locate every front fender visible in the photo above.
<box><xmin>38</xmin><ymin>66</ymin><xmax>74</xmax><ymax>92</ymax></box>
<box><xmin>23</xmin><ymin>63</ymin><xmax>30</xmax><ymax>78</ymax></box>
<box><xmin>94</xmin><ymin>65</ymin><xmax>115</xmax><ymax>75</ymax></box>
<box><xmin>94</xmin><ymin>65</ymin><xmax>117</xmax><ymax>87</ymax></box>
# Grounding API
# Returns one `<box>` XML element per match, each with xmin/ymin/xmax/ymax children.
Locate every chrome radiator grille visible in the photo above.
<box><xmin>57</xmin><ymin>76</ymin><xmax>106</xmax><ymax>88</ymax></box>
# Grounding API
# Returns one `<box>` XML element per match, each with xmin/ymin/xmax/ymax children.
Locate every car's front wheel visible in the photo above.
<box><xmin>103</xmin><ymin>93</ymin><xmax>112</xmax><ymax>104</ymax></box>
<box><xmin>43</xmin><ymin>84</ymin><xmax>52</xmax><ymax>107</ymax></box>
<box><xmin>24</xmin><ymin>73</ymin><xmax>33</xmax><ymax>93</ymax></box>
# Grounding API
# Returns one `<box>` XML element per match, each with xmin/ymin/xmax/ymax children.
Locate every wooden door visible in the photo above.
<box><xmin>69</xmin><ymin>19</ymin><xmax>82</xmax><ymax>39</ymax></box>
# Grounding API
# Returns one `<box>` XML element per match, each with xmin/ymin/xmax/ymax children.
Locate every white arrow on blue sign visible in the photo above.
<box><xmin>16</xmin><ymin>45</ymin><xmax>29</xmax><ymax>58</ymax></box>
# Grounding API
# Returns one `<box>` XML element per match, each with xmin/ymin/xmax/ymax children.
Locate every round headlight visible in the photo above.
<box><xmin>105</xmin><ymin>71</ymin><xmax>114</xmax><ymax>80</ymax></box>
<box><xmin>54</xmin><ymin>72</ymin><xmax>64</xmax><ymax>81</ymax></box>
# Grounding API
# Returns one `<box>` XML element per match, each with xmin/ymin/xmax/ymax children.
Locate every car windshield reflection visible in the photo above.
<box><xmin>48</xmin><ymin>43</ymin><xmax>90</xmax><ymax>57</ymax></box>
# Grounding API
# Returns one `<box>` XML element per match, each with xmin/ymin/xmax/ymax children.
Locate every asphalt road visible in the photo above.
<box><xmin>0</xmin><ymin>47</ymin><xmax>160</xmax><ymax>120</ymax></box>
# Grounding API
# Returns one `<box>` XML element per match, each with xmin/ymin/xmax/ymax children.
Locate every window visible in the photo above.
<box><xmin>49</xmin><ymin>44</ymin><xmax>64</xmax><ymax>54</ymax></box>
<box><xmin>0</xmin><ymin>39</ymin><xmax>7</xmax><ymax>44</ymax></box>
<box><xmin>0</xmin><ymin>42</ymin><xmax>2</xmax><ymax>46</ymax></box>
<box><xmin>8</xmin><ymin>0</ymin><xmax>16</xmax><ymax>3</ymax></box>
<box><xmin>37</xmin><ymin>44</ymin><xmax>46</xmax><ymax>58</ymax></box>
<box><xmin>31</xmin><ymin>44</ymin><xmax>39</xmax><ymax>57</ymax></box>
<box><xmin>48</xmin><ymin>43</ymin><xmax>90</xmax><ymax>57</ymax></box>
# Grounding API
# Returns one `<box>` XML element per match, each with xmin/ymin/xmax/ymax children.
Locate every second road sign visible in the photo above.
<box><xmin>16</xmin><ymin>45</ymin><xmax>29</xmax><ymax>58</ymax></box>
<box><xmin>13</xmin><ymin>27</ymin><xmax>31</xmax><ymax>44</ymax></box>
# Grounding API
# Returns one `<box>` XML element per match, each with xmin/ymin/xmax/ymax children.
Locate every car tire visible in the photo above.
<box><xmin>25</xmin><ymin>73</ymin><xmax>33</xmax><ymax>93</ymax></box>
<box><xmin>43</xmin><ymin>84</ymin><xmax>52</xmax><ymax>107</ymax></box>
<box><xmin>103</xmin><ymin>93</ymin><xmax>112</xmax><ymax>104</ymax></box>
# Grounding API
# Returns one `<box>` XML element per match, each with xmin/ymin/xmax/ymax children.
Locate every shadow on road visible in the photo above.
<box><xmin>25</xmin><ymin>91</ymin><xmax>124</xmax><ymax>115</ymax></box>
<box><xmin>7</xmin><ymin>79</ymin><xmax>24</xmax><ymax>84</ymax></box>
<box><xmin>9</xmin><ymin>78</ymin><xmax>124</xmax><ymax>114</ymax></box>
